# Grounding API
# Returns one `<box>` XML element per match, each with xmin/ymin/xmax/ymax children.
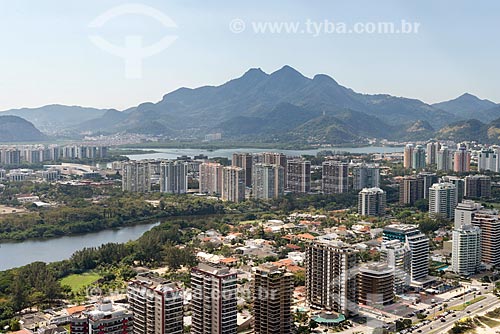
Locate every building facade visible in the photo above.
<box><xmin>358</xmin><ymin>187</ymin><xmax>386</xmax><ymax>216</ymax></box>
<box><xmin>191</xmin><ymin>263</ymin><xmax>238</xmax><ymax>334</ymax></box>
<box><xmin>383</xmin><ymin>224</ymin><xmax>430</xmax><ymax>286</ymax></box>
<box><xmin>428</xmin><ymin>182</ymin><xmax>458</xmax><ymax>220</ymax></box>
<box><xmin>253</xmin><ymin>264</ymin><xmax>293</xmax><ymax>334</ymax></box>
<box><xmin>352</xmin><ymin>164</ymin><xmax>380</xmax><ymax>191</ymax></box>
<box><xmin>159</xmin><ymin>161</ymin><xmax>188</xmax><ymax>194</ymax></box>
<box><xmin>127</xmin><ymin>275</ymin><xmax>183</xmax><ymax>334</ymax></box>
<box><xmin>122</xmin><ymin>161</ymin><xmax>151</xmax><ymax>192</ymax></box>
<box><xmin>451</xmin><ymin>224</ymin><xmax>482</xmax><ymax>276</ymax></box>
<box><xmin>252</xmin><ymin>163</ymin><xmax>285</xmax><ymax>199</ymax></box>
<box><xmin>322</xmin><ymin>161</ymin><xmax>349</xmax><ymax>194</ymax></box>
<box><xmin>286</xmin><ymin>159</ymin><xmax>311</xmax><ymax>193</ymax></box>
<box><xmin>358</xmin><ymin>263</ymin><xmax>395</xmax><ymax>306</ymax></box>
<box><xmin>305</xmin><ymin>240</ymin><xmax>358</xmax><ymax>317</ymax></box>
<box><xmin>221</xmin><ymin>166</ymin><xmax>246</xmax><ymax>203</ymax></box>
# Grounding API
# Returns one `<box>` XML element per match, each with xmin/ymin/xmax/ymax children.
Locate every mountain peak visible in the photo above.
<box><xmin>457</xmin><ymin>93</ymin><xmax>480</xmax><ymax>101</ymax></box>
<box><xmin>313</xmin><ymin>73</ymin><xmax>338</xmax><ymax>85</ymax></box>
<box><xmin>271</xmin><ymin>65</ymin><xmax>307</xmax><ymax>79</ymax></box>
<box><xmin>242</xmin><ymin>67</ymin><xmax>267</xmax><ymax>78</ymax></box>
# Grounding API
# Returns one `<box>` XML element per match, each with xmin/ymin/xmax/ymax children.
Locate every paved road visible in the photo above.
<box><xmin>415</xmin><ymin>293</ymin><xmax>498</xmax><ymax>334</ymax></box>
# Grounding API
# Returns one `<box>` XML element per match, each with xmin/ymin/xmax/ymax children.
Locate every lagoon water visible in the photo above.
<box><xmin>123</xmin><ymin>146</ymin><xmax>403</xmax><ymax>160</ymax></box>
<box><xmin>0</xmin><ymin>222</ymin><xmax>159</xmax><ymax>271</ymax></box>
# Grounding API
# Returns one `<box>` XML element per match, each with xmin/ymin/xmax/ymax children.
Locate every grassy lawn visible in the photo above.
<box><xmin>449</xmin><ymin>296</ymin><xmax>487</xmax><ymax>311</ymax></box>
<box><xmin>60</xmin><ymin>273</ymin><xmax>102</xmax><ymax>293</ymax></box>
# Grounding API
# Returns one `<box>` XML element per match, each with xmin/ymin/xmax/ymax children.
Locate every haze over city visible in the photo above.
<box><xmin>1</xmin><ymin>0</ymin><xmax>500</xmax><ymax>111</ymax></box>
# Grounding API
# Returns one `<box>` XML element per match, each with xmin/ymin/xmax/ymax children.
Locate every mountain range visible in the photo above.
<box><xmin>1</xmin><ymin>66</ymin><xmax>499</xmax><ymax>144</ymax></box>
<box><xmin>0</xmin><ymin>116</ymin><xmax>46</xmax><ymax>142</ymax></box>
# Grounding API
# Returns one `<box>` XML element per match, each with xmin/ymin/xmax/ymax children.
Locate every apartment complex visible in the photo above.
<box><xmin>358</xmin><ymin>263</ymin><xmax>395</xmax><ymax>306</ymax></box>
<box><xmin>122</xmin><ymin>161</ymin><xmax>151</xmax><ymax>192</ymax></box>
<box><xmin>253</xmin><ymin>264</ymin><xmax>293</xmax><ymax>334</ymax></box>
<box><xmin>451</xmin><ymin>224</ymin><xmax>482</xmax><ymax>276</ymax></box>
<box><xmin>428</xmin><ymin>182</ymin><xmax>457</xmax><ymax>220</ymax></box>
<box><xmin>383</xmin><ymin>224</ymin><xmax>430</xmax><ymax>286</ymax></box>
<box><xmin>252</xmin><ymin>163</ymin><xmax>285</xmax><ymax>199</ymax></box>
<box><xmin>472</xmin><ymin>210</ymin><xmax>500</xmax><ymax>267</ymax></box>
<box><xmin>127</xmin><ymin>274</ymin><xmax>183</xmax><ymax>334</ymax></box>
<box><xmin>380</xmin><ymin>240</ymin><xmax>411</xmax><ymax>294</ymax></box>
<box><xmin>398</xmin><ymin>175</ymin><xmax>424</xmax><ymax>206</ymax></box>
<box><xmin>199</xmin><ymin>162</ymin><xmax>223</xmax><ymax>195</ymax></box>
<box><xmin>221</xmin><ymin>166</ymin><xmax>245</xmax><ymax>203</ymax></box>
<box><xmin>191</xmin><ymin>263</ymin><xmax>238</xmax><ymax>334</ymax></box>
<box><xmin>358</xmin><ymin>187</ymin><xmax>386</xmax><ymax>216</ymax></box>
<box><xmin>159</xmin><ymin>161</ymin><xmax>188</xmax><ymax>194</ymax></box>
<box><xmin>352</xmin><ymin>164</ymin><xmax>380</xmax><ymax>190</ymax></box>
<box><xmin>231</xmin><ymin>153</ymin><xmax>253</xmax><ymax>187</ymax></box>
<box><xmin>322</xmin><ymin>161</ymin><xmax>349</xmax><ymax>194</ymax></box>
<box><xmin>305</xmin><ymin>239</ymin><xmax>358</xmax><ymax>317</ymax></box>
<box><xmin>465</xmin><ymin>175</ymin><xmax>491</xmax><ymax>198</ymax></box>
<box><xmin>286</xmin><ymin>159</ymin><xmax>311</xmax><ymax>193</ymax></box>
<box><xmin>70</xmin><ymin>300</ymin><xmax>133</xmax><ymax>334</ymax></box>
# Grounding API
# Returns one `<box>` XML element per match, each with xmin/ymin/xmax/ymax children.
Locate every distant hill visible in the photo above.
<box><xmin>2</xmin><ymin>66</ymin><xmax>498</xmax><ymax>144</ymax></box>
<box><xmin>432</xmin><ymin>93</ymin><xmax>499</xmax><ymax>121</ymax></box>
<box><xmin>0</xmin><ymin>105</ymin><xmax>107</xmax><ymax>133</ymax></box>
<box><xmin>436</xmin><ymin>118</ymin><xmax>500</xmax><ymax>143</ymax></box>
<box><xmin>0</xmin><ymin>116</ymin><xmax>47</xmax><ymax>142</ymax></box>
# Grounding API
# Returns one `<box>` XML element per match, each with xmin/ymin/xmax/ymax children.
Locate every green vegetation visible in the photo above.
<box><xmin>448</xmin><ymin>317</ymin><xmax>481</xmax><ymax>334</ymax></box>
<box><xmin>449</xmin><ymin>296</ymin><xmax>486</xmax><ymax>311</ymax></box>
<box><xmin>60</xmin><ymin>273</ymin><xmax>102</xmax><ymax>293</ymax></box>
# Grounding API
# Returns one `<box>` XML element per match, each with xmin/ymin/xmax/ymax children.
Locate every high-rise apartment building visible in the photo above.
<box><xmin>127</xmin><ymin>274</ymin><xmax>183</xmax><ymax>334</ymax></box>
<box><xmin>398</xmin><ymin>175</ymin><xmax>424</xmax><ymax>206</ymax></box>
<box><xmin>412</xmin><ymin>145</ymin><xmax>426</xmax><ymax>170</ymax></box>
<box><xmin>199</xmin><ymin>162</ymin><xmax>223</xmax><ymax>195</ymax></box>
<box><xmin>437</xmin><ymin>146</ymin><xmax>454</xmax><ymax>171</ymax></box>
<box><xmin>454</xmin><ymin>145</ymin><xmax>471</xmax><ymax>173</ymax></box>
<box><xmin>472</xmin><ymin>210</ymin><xmax>500</xmax><ymax>267</ymax></box>
<box><xmin>418</xmin><ymin>172</ymin><xmax>438</xmax><ymax>199</ymax></box>
<box><xmin>70</xmin><ymin>300</ymin><xmax>133</xmax><ymax>334</ymax></box>
<box><xmin>122</xmin><ymin>161</ymin><xmax>151</xmax><ymax>192</ymax></box>
<box><xmin>383</xmin><ymin>224</ymin><xmax>430</xmax><ymax>286</ymax></box>
<box><xmin>426</xmin><ymin>142</ymin><xmax>441</xmax><ymax>165</ymax></box>
<box><xmin>232</xmin><ymin>153</ymin><xmax>253</xmax><ymax>187</ymax></box>
<box><xmin>454</xmin><ymin>200</ymin><xmax>483</xmax><ymax>229</ymax></box>
<box><xmin>252</xmin><ymin>163</ymin><xmax>285</xmax><ymax>199</ymax></box>
<box><xmin>428</xmin><ymin>182</ymin><xmax>457</xmax><ymax>220</ymax></box>
<box><xmin>358</xmin><ymin>263</ymin><xmax>394</xmax><ymax>306</ymax></box>
<box><xmin>322</xmin><ymin>161</ymin><xmax>349</xmax><ymax>194</ymax></box>
<box><xmin>451</xmin><ymin>224</ymin><xmax>482</xmax><ymax>276</ymax></box>
<box><xmin>442</xmin><ymin>176</ymin><xmax>465</xmax><ymax>203</ymax></box>
<box><xmin>191</xmin><ymin>263</ymin><xmax>238</xmax><ymax>334</ymax></box>
<box><xmin>478</xmin><ymin>148</ymin><xmax>499</xmax><ymax>173</ymax></box>
<box><xmin>352</xmin><ymin>164</ymin><xmax>380</xmax><ymax>190</ymax></box>
<box><xmin>221</xmin><ymin>166</ymin><xmax>245</xmax><ymax>203</ymax></box>
<box><xmin>305</xmin><ymin>239</ymin><xmax>358</xmax><ymax>317</ymax></box>
<box><xmin>380</xmin><ymin>240</ymin><xmax>411</xmax><ymax>294</ymax></box>
<box><xmin>286</xmin><ymin>159</ymin><xmax>311</xmax><ymax>193</ymax></box>
<box><xmin>253</xmin><ymin>264</ymin><xmax>293</xmax><ymax>334</ymax></box>
<box><xmin>403</xmin><ymin>144</ymin><xmax>414</xmax><ymax>169</ymax></box>
<box><xmin>465</xmin><ymin>175</ymin><xmax>491</xmax><ymax>198</ymax></box>
<box><xmin>358</xmin><ymin>187</ymin><xmax>386</xmax><ymax>216</ymax></box>
<box><xmin>159</xmin><ymin>161</ymin><xmax>188</xmax><ymax>194</ymax></box>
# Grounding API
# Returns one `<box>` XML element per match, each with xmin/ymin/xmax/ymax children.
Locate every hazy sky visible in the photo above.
<box><xmin>1</xmin><ymin>0</ymin><xmax>499</xmax><ymax>111</ymax></box>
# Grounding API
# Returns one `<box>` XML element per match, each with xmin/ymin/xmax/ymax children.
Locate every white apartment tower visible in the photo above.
<box><xmin>428</xmin><ymin>182</ymin><xmax>458</xmax><ymax>220</ymax></box>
